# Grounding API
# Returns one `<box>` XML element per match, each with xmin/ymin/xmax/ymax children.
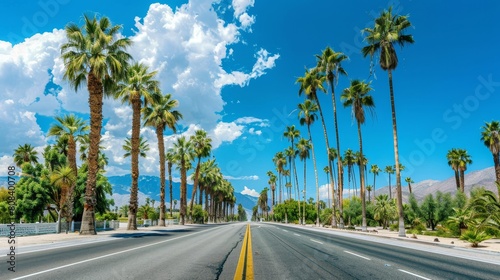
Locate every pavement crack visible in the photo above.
<box><xmin>214</xmin><ymin>229</ymin><xmax>244</xmax><ymax>280</ymax></box>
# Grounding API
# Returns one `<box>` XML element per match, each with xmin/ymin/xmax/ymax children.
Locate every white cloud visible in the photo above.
<box><xmin>0</xmin><ymin>0</ymin><xmax>278</xmax><ymax>178</ymax></box>
<box><xmin>241</xmin><ymin>186</ymin><xmax>259</xmax><ymax>197</ymax></box>
<box><xmin>225</xmin><ymin>175</ymin><xmax>259</xmax><ymax>180</ymax></box>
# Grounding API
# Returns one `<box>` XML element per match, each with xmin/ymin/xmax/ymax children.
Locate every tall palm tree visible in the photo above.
<box><xmin>298</xmin><ymin>99</ymin><xmax>320</xmax><ymax>226</ymax></box>
<box><xmin>166</xmin><ymin>149</ymin><xmax>176</xmax><ymax>217</ymax></box>
<box><xmin>61</xmin><ymin>14</ymin><xmax>132</xmax><ymax>235</ymax></box>
<box><xmin>143</xmin><ymin>93</ymin><xmax>182</xmax><ymax>226</ymax></box>
<box><xmin>13</xmin><ymin>144</ymin><xmax>39</xmax><ymax>168</ymax></box>
<box><xmin>446</xmin><ymin>148</ymin><xmax>461</xmax><ymax>191</ymax></box>
<box><xmin>50</xmin><ymin>165</ymin><xmax>76</xmax><ymax>233</ymax></box>
<box><xmin>115</xmin><ymin>62</ymin><xmax>160</xmax><ymax>230</ymax></box>
<box><xmin>343</xmin><ymin>149</ymin><xmax>356</xmax><ymax>199</ymax></box>
<box><xmin>297</xmin><ymin>68</ymin><xmax>335</xmax><ymax>225</ymax></box>
<box><xmin>480</xmin><ymin>121</ymin><xmax>500</xmax><ymax>199</ymax></box>
<box><xmin>405</xmin><ymin>177</ymin><xmax>414</xmax><ymax>194</ymax></box>
<box><xmin>172</xmin><ymin>136</ymin><xmax>194</xmax><ymax>225</ymax></box>
<box><xmin>316</xmin><ymin>46</ymin><xmax>348</xmax><ymax>228</ymax></box>
<box><xmin>341</xmin><ymin>79</ymin><xmax>375</xmax><ymax>232</ymax></box>
<box><xmin>273</xmin><ymin>151</ymin><xmax>287</xmax><ymax>204</ymax></box>
<box><xmin>457</xmin><ymin>149</ymin><xmax>472</xmax><ymax>194</ymax></box>
<box><xmin>122</xmin><ymin>136</ymin><xmax>150</xmax><ymax>158</ymax></box>
<box><xmin>48</xmin><ymin>114</ymin><xmax>88</xmax><ymax>229</ymax></box>
<box><xmin>362</xmin><ymin>6</ymin><xmax>414</xmax><ymax>237</ymax></box>
<box><xmin>297</xmin><ymin>138</ymin><xmax>311</xmax><ymax>224</ymax></box>
<box><xmin>284</xmin><ymin>125</ymin><xmax>301</xmax><ymax>216</ymax></box>
<box><xmin>366</xmin><ymin>185</ymin><xmax>373</xmax><ymax>203</ymax></box>
<box><xmin>385</xmin><ymin>165</ymin><xmax>395</xmax><ymax>199</ymax></box>
<box><xmin>370</xmin><ymin>164</ymin><xmax>381</xmax><ymax>200</ymax></box>
<box><xmin>189</xmin><ymin>129</ymin><xmax>212</xmax><ymax>220</ymax></box>
<box><xmin>266</xmin><ymin>171</ymin><xmax>277</xmax><ymax>206</ymax></box>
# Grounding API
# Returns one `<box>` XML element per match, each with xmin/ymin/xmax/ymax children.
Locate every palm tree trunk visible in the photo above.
<box><xmin>388</xmin><ymin>69</ymin><xmax>405</xmax><ymax>237</ymax></box>
<box><xmin>453</xmin><ymin>170</ymin><xmax>460</xmax><ymax>190</ymax></box>
<box><xmin>157</xmin><ymin>126</ymin><xmax>166</xmax><ymax>226</ymax></box>
<box><xmin>330</xmin><ymin>80</ymin><xmax>344</xmax><ymax>229</ymax></box>
<box><xmin>373</xmin><ymin>173</ymin><xmax>376</xmax><ymax>201</ymax></box>
<box><xmin>292</xmin><ymin>153</ymin><xmax>301</xmax><ymax>223</ymax></box>
<box><xmin>180</xmin><ymin>159</ymin><xmax>187</xmax><ymax>225</ymax></box>
<box><xmin>307</xmin><ymin>126</ymin><xmax>320</xmax><ymax>227</ymax></box>
<box><xmin>357</xmin><ymin>121</ymin><xmax>367</xmax><ymax>232</ymax></box>
<box><xmin>314</xmin><ymin>96</ymin><xmax>337</xmax><ymax>227</ymax></box>
<box><xmin>459</xmin><ymin>170</ymin><xmax>465</xmax><ymax>193</ymax></box>
<box><xmin>493</xmin><ymin>154</ymin><xmax>500</xmax><ymax>199</ymax></box>
<box><xmin>168</xmin><ymin>162</ymin><xmax>173</xmax><ymax>217</ymax></box>
<box><xmin>80</xmin><ymin>71</ymin><xmax>102</xmax><ymax>235</ymax></box>
<box><xmin>127</xmin><ymin>94</ymin><xmax>141</xmax><ymax>230</ymax></box>
<box><xmin>189</xmin><ymin>159</ymin><xmax>201</xmax><ymax>222</ymax></box>
<box><xmin>303</xmin><ymin>160</ymin><xmax>307</xmax><ymax>225</ymax></box>
<box><xmin>66</xmin><ymin>135</ymin><xmax>77</xmax><ymax>232</ymax></box>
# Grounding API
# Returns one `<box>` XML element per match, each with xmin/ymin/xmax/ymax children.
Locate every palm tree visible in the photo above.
<box><xmin>298</xmin><ymin>99</ymin><xmax>320</xmax><ymax>226</ymax></box>
<box><xmin>122</xmin><ymin>136</ymin><xmax>150</xmax><ymax>158</ymax></box>
<box><xmin>366</xmin><ymin>185</ymin><xmax>373</xmax><ymax>203</ymax></box>
<box><xmin>273</xmin><ymin>151</ymin><xmax>286</xmax><ymax>204</ymax></box>
<box><xmin>457</xmin><ymin>149</ymin><xmax>472</xmax><ymax>193</ymax></box>
<box><xmin>447</xmin><ymin>148</ymin><xmax>461</xmax><ymax>191</ymax></box>
<box><xmin>266</xmin><ymin>171</ymin><xmax>277</xmax><ymax>206</ymax></box>
<box><xmin>143</xmin><ymin>93</ymin><xmax>182</xmax><ymax>226</ymax></box>
<box><xmin>480</xmin><ymin>121</ymin><xmax>500</xmax><ymax>199</ymax></box>
<box><xmin>189</xmin><ymin>130</ymin><xmax>212</xmax><ymax>220</ymax></box>
<box><xmin>13</xmin><ymin>144</ymin><xmax>39</xmax><ymax>168</ymax></box>
<box><xmin>172</xmin><ymin>136</ymin><xmax>194</xmax><ymax>225</ymax></box>
<box><xmin>166</xmin><ymin>149</ymin><xmax>176</xmax><ymax>217</ymax></box>
<box><xmin>405</xmin><ymin>177</ymin><xmax>414</xmax><ymax>194</ymax></box>
<box><xmin>283</xmin><ymin>125</ymin><xmax>301</xmax><ymax>215</ymax></box>
<box><xmin>114</xmin><ymin>62</ymin><xmax>160</xmax><ymax>230</ymax></box>
<box><xmin>297</xmin><ymin>138</ymin><xmax>311</xmax><ymax>224</ymax></box>
<box><xmin>323</xmin><ymin>166</ymin><xmax>331</xmax><ymax>208</ymax></box>
<box><xmin>373</xmin><ymin>194</ymin><xmax>396</xmax><ymax>229</ymax></box>
<box><xmin>362</xmin><ymin>6</ymin><xmax>414</xmax><ymax>237</ymax></box>
<box><xmin>316</xmin><ymin>46</ymin><xmax>348</xmax><ymax>228</ymax></box>
<box><xmin>370</xmin><ymin>164</ymin><xmax>381</xmax><ymax>200</ymax></box>
<box><xmin>61</xmin><ymin>15</ymin><xmax>132</xmax><ymax>235</ymax></box>
<box><xmin>297</xmin><ymin>67</ymin><xmax>335</xmax><ymax>225</ymax></box>
<box><xmin>341</xmin><ymin>79</ymin><xmax>375</xmax><ymax>232</ymax></box>
<box><xmin>258</xmin><ymin>188</ymin><xmax>269</xmax><ymax>219</ymax></box>
<box><xmin>48</xmin><ymin>114</ymin><xmax>88</xmax><ymax>229</ymax></box>
<box><xmin>50</xmin><ymin>165</ymin><xmax>76</xmax><ymax>233</ymax></box>
<box><xmin>385</xmin><ymin>165</ymin><xmax>395</xmax><ymax>199</ymax></box>
<box><xmin>343</xmin><ymin>149</ymin><xmax>356</xmax><ymax>199</ymax></box>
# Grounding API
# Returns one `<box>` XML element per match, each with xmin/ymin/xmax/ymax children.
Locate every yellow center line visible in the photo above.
<box><xmin>234</xmin><ymin>224</ymin><xmax>254</xmax><ymax>280</ymax></box>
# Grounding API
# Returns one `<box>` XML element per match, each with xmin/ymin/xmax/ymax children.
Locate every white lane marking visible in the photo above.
<box><xmin>282</xmin><ymin>229</ymin><xmax>288</xmax><ymax>232</ymax></box>
<box><xmin>310</xmin><ymin>239</ymin><xmax>323</xmax><ymax>244</ymax></box>
<box><xmin>344</xmin><ymin>250</ymin><xmax>371</xmax><ymax>260</ymax></box>
<box><xmin>294</xmin><ymin>233</ymin><xmax>301</xmax><ymax>236</ymax></box>
<box><xmin>11</xmin><ymin>226</ymin><xmax>221</xmax><ymax>280</ymax></box>
<box><xmin>398</xmin><ymin>269</ymin><xmax>432</xmax><ymax>280</ymax></box>
<box><xmin>1</xmin><ymin>238</ymin><xmax>115</xmax><ymax>257</ymax></box>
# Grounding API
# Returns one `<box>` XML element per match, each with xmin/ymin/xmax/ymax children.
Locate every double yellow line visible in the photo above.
<box><xmin>234</xmin><ymin>224</ymin><xmax>254</xmax><ymax>280</ymax></box>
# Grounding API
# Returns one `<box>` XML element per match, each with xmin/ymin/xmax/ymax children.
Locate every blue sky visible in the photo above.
<box><xmin>0</xmin><ymin>0</ymin><xmax>499</xmax><ymax>201</ymax></box>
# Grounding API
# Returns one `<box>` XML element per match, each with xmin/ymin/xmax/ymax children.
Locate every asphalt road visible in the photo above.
<box><xmin>2</xmin><ymin>223</ymin><xmax>500</xmax><ymax>280</ymax></box>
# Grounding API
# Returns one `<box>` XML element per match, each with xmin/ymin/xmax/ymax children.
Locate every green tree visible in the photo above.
<box><xmin>143</xmin><ymin>93</ymin><xmax>182</xmax><ymax>226</ymax></box>
<box><xmin>384</xmin><ymin>165</ymin><xmax>395</xmax><ymax>199</ymax></box>
<box><xmin>405</xmin><ymin>177</ymin><xmax>414</xmax><ymax>194</ymax></box>
<box><xmin>341</xmin><ymin>79</ymin><xmax>375</xmax><ymax>232</ymax></box>
<box><xmin>48</xmin><ymin>114</ymin><xmax>89</xmax><ymax>229</ymax></box>
<box><xmin>50</xmin><ymin>165</ymin><xmax>76</xmax><ymax>233</ymax></box>
<box><xmin>172</xmin><ymin>136</ymin><xmax>194</xmax><ymax>225</ymax></box>
<box><xmin>13</xmin><ymin>144</ymin><xmax>39</xmax><ymax>168</ymax></box>
<box><xmin>316</xmin><ymin>47</ymin><xmax>348</xmax><ymax>228</ymax></box>
<box><xmin>61</xmin><ymin>15</ymin><xmax>132</xmax><ymax>235</ymax></box>
<box><xmin>166</xmin><ymin>149</ymin><xmax>176</xmax><ymax>217</ymax></box>
<box><xmin>273</xmin><ymin>151</ymin><xmax>286</xmax><ymax>204</ymax></box>
<box><xmin>370</xmin><ymin>164</ymin><xmax>381</xmax><ymax>200</ymax></box>
<box><xmin>189</xmin><ymin>130</ymin><xmax>212</xmax><ymax>220</ymax></box>
<box><xmin>267</xmin><ymin>171</ymin><xmax>277</xmax><ymax>206</ymax></box>
<box><xmin>343</xmin><ymin>149</ymin><xmax>356</xmax><ymax>199</ymax></box>
<box><xmin>258</xmin><ymin>187</ymin><xmax>269</xmax><ymax>219</ymax></box>
<box><xmin>15</xmin><ymin>163</ymin><xmax>52</xmax><ymax>222</ymax></box>
<box><xmin>296</xmin><ymin>138</ymin><xmax>311</xmax><ymax>225</ymax></box>
<box><xmin>115</xmin><ymin>62</ymin><xmax>160</xmax><ymax>230</ymax></box>
<box><xmin>420</xmin><ymin>193</ymin><xmax>437</xmax><ymax>230</ymax></box>
<box><xmin>373</xmin><ymin>194</ymin><xmax>395</xmax><ymax>229</ymax></box>
<box><xmin>362</xmin><ymin>6</ymin><xmax>414</xmax><ymax>237</ymax></box>
<box><xmin>298</xmin><ymin>99</ymin><xmax>320</xmax><ymax>226</ymax></box>
<box><xmin>480</xmin><ymin>121</ymin><xmax>500</xmax><ymax>199</ymax></box>
<box><xmin>446</xmin><ymin>148</ymin><xmax>461</xmax><ymax>191</ymax></box>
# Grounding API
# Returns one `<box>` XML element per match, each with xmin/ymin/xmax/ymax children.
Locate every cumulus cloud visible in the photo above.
<box><xmin>224</xmin><ymin>175</ymin><xmax>259</xmax><ymax>180</ymax></box>
<box><xmin>241</xmin><ymin>186</ymin><xmax>259</xmax><ymax>197</ymax></box>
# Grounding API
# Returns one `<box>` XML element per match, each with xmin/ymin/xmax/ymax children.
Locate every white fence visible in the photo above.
<box><xmin>1</xmin><ymin>220</ymin><xmax>121</xmax><ymax>237</ymax></box>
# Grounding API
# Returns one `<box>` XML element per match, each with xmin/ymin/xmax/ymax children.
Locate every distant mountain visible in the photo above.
<box><xmin>107</xmin><ymin>175</ymin><xmax>258</xmax><ymax>212</ymax></box>
<box><xmin>373</xmin><ymin>167</ymin><xmax>496</xmax><ymax>202</ymax></box>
